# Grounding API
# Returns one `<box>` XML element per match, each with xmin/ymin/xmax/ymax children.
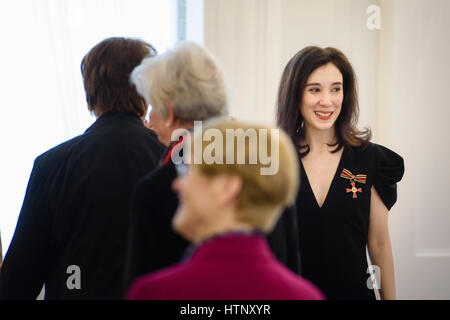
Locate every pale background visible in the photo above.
<box><xmin>1</xmin><ymin>0</ymin><xmax>449</xmax><ymax>300</ymax></box>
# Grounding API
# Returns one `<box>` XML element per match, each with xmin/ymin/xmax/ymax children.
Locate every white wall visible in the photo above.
<box><xmin>205</xmin><ymin>0</ymin><xmax>378</xmax><ymax>133</ymax></box>
<box><xmin>204</xmin><ymin>0</ymin><xmax>450</xmax><ymax>299</ymax></box>
<box><xmin>205</xmin><ymin>0</ymin><xmax>285</xmax><ymax>125</ymax></box>
<box><xmin>379</xmin><ymin>0</ymin><xmax>450</xmax><ymax>299</ymax></box>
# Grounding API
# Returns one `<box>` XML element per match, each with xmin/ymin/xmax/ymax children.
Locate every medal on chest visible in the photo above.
<box><xmin>340</xmin><ymin>168</ymin><xmax>367</xmax><ymax>198</ymax></box>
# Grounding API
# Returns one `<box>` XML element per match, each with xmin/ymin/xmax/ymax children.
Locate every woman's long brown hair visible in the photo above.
<box><xmin>276</xmin><ymin>46</ymin><xmax>371</xmax><ymax>157</ymax></box>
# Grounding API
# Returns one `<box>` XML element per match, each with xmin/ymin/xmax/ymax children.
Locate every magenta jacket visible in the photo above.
<box><xmin>127</xmin><ymin>233</ymin><xmax>325</xmax><ymax>300</ymax></box>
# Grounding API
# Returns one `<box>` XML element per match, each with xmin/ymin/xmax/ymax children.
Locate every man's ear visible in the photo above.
<box><xmin>87</xmin><ymin>105</ymin><xmax>100</xmax><ymax>118</ymax></box>
<box><xmin>166</xmin><ymin>100</ymin><xmax>176</xmax><ymax>128</ymax></box>
<box><xmin>213</xmin><ymin>174</ymin><xmax>242</xmax><ymax>208</ymax></box>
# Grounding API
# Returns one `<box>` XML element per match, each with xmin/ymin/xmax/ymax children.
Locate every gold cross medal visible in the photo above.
<box><xmin>340</xmin><ymin>169</ymin><xmax>367</xmax><ymax>199</ymax></box>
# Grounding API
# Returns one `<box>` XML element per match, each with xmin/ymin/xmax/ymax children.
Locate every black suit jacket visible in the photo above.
<box><xmin>124</xmin><ymin>152</ymin><xmax>301</xmax><ymax>294</ymax></box>
<box><xmin>0</xmin><ymin>112</ymin><xmax>164</xmax><ymax>299</ymax></box>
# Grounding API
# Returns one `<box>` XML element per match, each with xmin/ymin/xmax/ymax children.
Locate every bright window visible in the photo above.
<box><xmin>0</xmin><ymin>0</ymin><xmax>204</xmax><ymax>255</ymax></box>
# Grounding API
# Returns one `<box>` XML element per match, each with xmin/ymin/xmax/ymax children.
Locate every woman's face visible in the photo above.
<box><xmin>171</xmin><ymin>165</ymin><xmax>219</xmax><ymax>242</ymax></box>
<box><xmin>300</xmin><ymin>62</ymin><xmax>344</xmax><ymax>133</ymax></box>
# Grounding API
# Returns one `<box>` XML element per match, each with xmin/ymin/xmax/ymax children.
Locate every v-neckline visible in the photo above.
<box><xmin>300</xmin><ymin>147</ymin><xmax>346</xmax><ymax>210</ymax></box>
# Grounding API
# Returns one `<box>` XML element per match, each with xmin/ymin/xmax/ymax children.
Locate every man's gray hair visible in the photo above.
<box><xmin>130</xmin><ymin>42</ymin><xmax>229</xmax><ymax>122</ymax></box>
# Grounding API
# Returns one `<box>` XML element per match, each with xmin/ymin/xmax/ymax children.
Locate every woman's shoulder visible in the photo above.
<box><xmin>366</xmin><ymin>142</ymin><xmax>404</xmax><ymax>167</ymax></box>
<box><xmin>345</xmin><ymin>142</ymin><xmax>404</xmax><ymax>177</ymax></box>
<box><xmin>347</xmin><ymin>142</ymin><xmax>404</xmax><ymax>175</ymax></box>
<box><xmin>348</xmin><ymin>142</ymin><xmax>402</xmax><ymax>161</ymax></box>
<box><xmin>346</xmin><ymin>141</ymin><xmax>376</xmax><ymax>163</ymax></box>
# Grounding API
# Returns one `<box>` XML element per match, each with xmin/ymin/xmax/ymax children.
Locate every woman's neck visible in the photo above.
<box><xmin>192</xmin><ymin>214</ymin><xmax>255</xmax><ymax>245</ymax></box>
<box><xmin>302</xmin><ymin>125</ymin><xmax>337</xmax><ymax>153</ymax></box>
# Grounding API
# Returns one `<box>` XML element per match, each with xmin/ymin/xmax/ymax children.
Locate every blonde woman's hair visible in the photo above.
<box><xmin>187</xmin><ymin>118</ymin><xmax>299</xmax><ymax>232</ymax></box>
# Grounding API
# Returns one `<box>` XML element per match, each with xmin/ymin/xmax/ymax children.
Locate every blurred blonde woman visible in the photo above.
<box><xmin>127</xmin><ymin>119</ymin><xmax>324</xmax><ymax>300</ymax></box>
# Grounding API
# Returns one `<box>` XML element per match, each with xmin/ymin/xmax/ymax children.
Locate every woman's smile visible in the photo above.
<box><xmin>314</xmin><ymin>111</ymin><xmax>334</xmax><ymax>121</ymax></box>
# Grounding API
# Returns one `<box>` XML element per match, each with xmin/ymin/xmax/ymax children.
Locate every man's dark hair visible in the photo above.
<box><xmin>81</xmin><ymin>37</ymin><xmax>157</xmax><ymax>117</ymax></box>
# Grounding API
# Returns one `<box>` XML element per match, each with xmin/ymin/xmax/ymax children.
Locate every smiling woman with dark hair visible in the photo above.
<box><xmin>277</xmin><ymin>46</ymin><xmax>371</xmax><ymax>157</ymax></box>
<box><xmin>277</xmin><ymin>46</ymin><xmax>404</xmax><ymax>300</ymax></box>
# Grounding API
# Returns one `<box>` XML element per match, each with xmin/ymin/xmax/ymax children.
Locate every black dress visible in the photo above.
<box><xmin>296</xmin><ymin>142</ymin><xmax>404</xmax><ymax>300</ymax></box>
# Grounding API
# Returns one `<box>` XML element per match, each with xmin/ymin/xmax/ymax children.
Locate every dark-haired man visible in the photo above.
<box><xmin>0</xmin><ymin>37</ymin><xmax>164</xmax><ymax>299</ymax></box>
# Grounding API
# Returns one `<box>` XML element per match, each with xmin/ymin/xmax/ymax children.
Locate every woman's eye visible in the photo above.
<box><xmin>309</xmin><ymin>88</ymin><xmax>320</xmax><ymax>93</ymax></box>
<box><xmin>332</xmin><ymin>87</ymin><xmax>342</xmax><ymax>92</ymax></box>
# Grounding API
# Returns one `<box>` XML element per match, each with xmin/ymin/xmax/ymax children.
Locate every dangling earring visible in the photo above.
<box><xmin>296</xmin><ymin>119</ymin><xmax>304</xmax><ymax>135</ymax></box>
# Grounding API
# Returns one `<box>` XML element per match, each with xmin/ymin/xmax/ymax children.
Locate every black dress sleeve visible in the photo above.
<box><xmin>373</xmin><ymin>144</ymin><xmax>405</xmax><ymax>211</ymax></box>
